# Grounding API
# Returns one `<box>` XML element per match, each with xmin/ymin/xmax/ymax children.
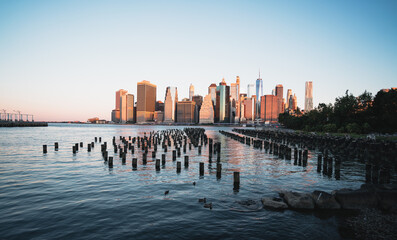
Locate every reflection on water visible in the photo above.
<box><xmin>0</xmin><ymin>123</ymin><xmax>376</xmax><ymax>239</ymax></box>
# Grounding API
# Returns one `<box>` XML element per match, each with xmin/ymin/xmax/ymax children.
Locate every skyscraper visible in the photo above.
<box><xmin>215</xmin><ymin>78</ymin><xmax>230</xmax><ymax>123</ymax></box>
<box><xmin>176</xmin><ymin>101</ymin><xmax>195</xmax><ymax>123</ymax></box>
<box><xmin>256</xmin><ymin>71</ymin><xmax>263</xmax><ymax>103</ymax></box>
<box><xmin>260</xmin><ymin>95</ymin><xmax>278</xmax><ymax>122</ymax></box>
<box><xmin>112</xmin><ymin>89</ymin><xmax>128</xmax><ymax>123</ymax></box>
<box><xmin>231</xmin><ymin>76</ymin><xmax>240</xmax><ymax>122</ymax></box>
<box><xmin>136</xmin><ymin>80</ymin><xmax>156</xmax><ymax>123</ymax></box>
<box><xmin>275</xmin><ymin>84</ymin><xmax>284</xmax><ymax>117</ymax></box>
<box><xmin>305</xmin><ymin>81</ymin><xmax>313</xmax><ymax>112</ymax></box>
<box><xmin>164</xmin><ymin>86</ymin><xmax>178</xmax><ymax>123</ymax></box>
<box><xmin>120</xmin><ymin>94</ymin><xmax>134</xmax><ymax>123</ymax></box>
<box><xmin>208</xmin><ymin>83</ymin><xmax>217</xmax><ymax>106</ymax></box>
<box><xmin>292</xmin><ymin>94</ymin><xmax>297</xmax><ymax>111</ymax></box>
<box><xmin>286</xmin><ymin>89</ymin><xmax>292</xmax><ymax>110</ymax></box>
<box><xmin>189</xmin><ymin>84</ymin><xmax>194</xmax><ymax>101</ymax></box>
<box><xmin>199</xmin><ymin>94</ymin><xmax>214</xmax><ymax>124</ymax></box>
<box><xmin>247</xmin><ymin>84</ymin><xmax>255</xmax><ymax>98</ymax></box>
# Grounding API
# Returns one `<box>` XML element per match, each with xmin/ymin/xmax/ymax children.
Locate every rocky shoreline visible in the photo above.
<box><xmin>259</xmin><ymin>183</ymin><xmax>397</xmax><ymax>239</ymax></box>
<box><xmin>261</xmin><ymin>183</ymin><xmax>397</xmax><ymax>212</ymax></box>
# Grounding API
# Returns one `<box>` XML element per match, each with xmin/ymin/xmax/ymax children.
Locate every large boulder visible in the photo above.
<box><xmin>261</xmin><ymin>197</ymin><xmax>288</xmax><ymax>210</ymax></box>
<box><xmin>311</xmin><ymin>191</ymin><xmax>340</xmax><ymax>209</ymax></box>
<box><xmin>280</xmin><ymin>191</ymin><xmax>314</xmax><ymax>209</ymax></box>
<box><xmin>333</xmin><ymin>188</ymin><xmax>378</xmax><ymax>209</ymax></box>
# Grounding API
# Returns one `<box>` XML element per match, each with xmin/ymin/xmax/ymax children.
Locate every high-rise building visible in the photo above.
<box><xmin>286</xmin><ymin>89</ymin><xmax>292</xmax><ymax>110</ymax></box>
<box><xmin>208</xmin><ymin>83</ymin><xmax>217</xmax><ymax>106</ymax></box>
<box><xmin>189</xmin><ymin>84</ymin><xmax>194</xmax><ymax>101</ymax></box>
<box><xmin>260</xmin><ymin>95</ymin><xmax>278</xmax><ymax>122</ymax></box>
<box><xmin>247</xmin><ymin>84</ymin><xmax>255</xmax><ymax>98</ymax></box>
<box><xmin>243</xmin><ymin>96</ymin><xmax>256</xmax><ymax>121</ymax></box>
<box><xmin>136</xmin><ymin>80</ymin><xmax>156</xmax><ymax>123</ymax></box>
<box><xmin>155</xmin><ymin>101</ymin><xmax>164</xmax><ymax>112</ymax></box>
<box><xmin>176</xmin><ymin>101</ymin><xmax>196</xmax><ymax>123</ymax></box>
<box><xmin>192</xmin><ymin>95</ymin><xmax>203</xmax><ymax>123</ymax></box>
<box><xmin>164</xmin><ymin>87</ymin><xmax>178</xmax><ymax>123</ymax></box>
<box><xmin>305</xmin><ymin>81</ymin><xmax>313</xmax><ymax>112</ymax></box>
<box><xmin>275</xmin><ymin>84</ymin><xmax>284</xmax><ymax>116</ymax></box>
<box><xmin>256</xmin><ymin>71</ymin><xmax>263</xmax><ymax>103</ymax></box>
<box><xmin>199</xmin><ymin>94</ymin><xmax>214</xmax><ymax>124</ymax></box>
<box><xmin>292</xmin><ymin>94</ymin><xmax>298</xmax><ymax>111</ymax></box>
<box><xmin>215</xmin><ymin>78</ymin><xmax>230</xmax><ymax>123</ymax></box>
<box><xmin>112</xmin><ymin>89</ymin><xmax>128</xmax><ymax>123</ymax></box>
<box><xmin>120</xmin><ymin>94</ymin><xmax>134</xmax><ymax>123</ymax></box>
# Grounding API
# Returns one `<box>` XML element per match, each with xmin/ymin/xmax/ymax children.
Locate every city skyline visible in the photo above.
<box><xmin>0</xmin><ymin>0</ymin><xmax>396</xmax><ymax>121</ymax></box>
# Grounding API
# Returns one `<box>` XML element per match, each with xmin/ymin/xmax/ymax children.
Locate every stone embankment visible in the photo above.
<box><xmin>262</xmin><ymin>184</ymin><xmax>397</xmax><ymax>213</ymax></box>
<box><xmin>0</xmin><ymin>121</ymin><xmax>48</xmax><ymax>127</ymax></box>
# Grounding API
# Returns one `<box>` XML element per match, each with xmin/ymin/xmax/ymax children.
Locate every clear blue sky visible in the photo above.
<box><xmin>0</xmin><ymin>0</ymin><xmax>396</xmax><ymax>121</ymax></box>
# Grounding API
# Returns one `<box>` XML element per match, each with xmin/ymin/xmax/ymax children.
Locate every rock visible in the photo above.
<box><xmin>334</xmin><ymin>188</ymin><xmax>378</xmax><ymax>209</ymax></box>
<box><xmin>311</xmin><ymin>191</ymin><xmax>340</xmax><ymax>209</ymax></box>
<box><xmin>280</xmin><ymin>191</ymin><xmax>315</xmax><ymax>209</ymax></box>
<box><xmin>261</xmin><ymin>197</ymin><xmax>288</xmax><ymax>210</ymax></box>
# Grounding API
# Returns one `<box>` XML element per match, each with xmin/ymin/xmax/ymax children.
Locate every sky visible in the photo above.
<box><xmin>0</xmin><ymin>0</ymin><xmax>396</xmax><ymax>121</ymax></box>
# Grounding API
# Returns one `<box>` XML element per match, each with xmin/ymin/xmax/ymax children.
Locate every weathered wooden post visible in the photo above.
<box><xmin>334</xmin><ymin>158</ymin><xmax>341</xmax><ymax>180</ymax></box>
<box><xmin>87</xmin><ymin>143</ymin><xmax>91</xmax><ymax>152</ymax></box>
<box><xmin>72</xmin><ymin>145</ymin><xmax>77</xmax><ymax>154</ymax></box>
<box><xmin>43</xmin><ymin>145</ymin><xmax>47</xmax><ymax>154</ymax></box>
<box><xmin>184</xmin><ymin>156</ymin><xmax>189</xmax><ymax>167</ymax></box>
<box><xmin>80</xmin><ymin>142</ymin><xmax>83</xmax><ymax>148</ymax></box>
<box><xmin>177</xmin><ymin>161</ymin><xmax>181</xmax><ymax>173</ymax></box>
<box><xmin>54</xmin><ymin>142</ymin><xmax>58</xmax><ymax>151</ymax></box>
<box><xmin>108</xmin><ymin>156</ymin><xmax>113</xmax><ymax>168</ymax></box>
<box><xmin>95</xmin><ymin>137</ymin><xmax>97</xmax><ymax>142</ymax></box>
<box><xmin>162</xmin><ymin>154</ymin><xmax>166</xmax><ymax>165</ymax></box>
<box><xmin>198</xmin><ymin>146</ymin><xmax>202</xmax><ymax>155</ymax></box>
<box><xmin>152</xmin><ymin>151</ymin><xmax>156</xmax><ymax>159</ymax></box>
<box><xmin>233</xmin><ymin>172</ymin><xmax>240</xmax><ymax>190</ymax></box>
<box><xmin>298</xmin><ymin>150</ymin><xmax>302</xmax><ymax>166</ymax></box>
<box><xmin>177</xmin><ymin>148</ymin><xmax>181</xmax><ymax>157</ymax></box>
<box><xmin>122</xmin><ymin>153</ymin><xmax>126</xmax><ymax>164</ymax></box>
<box><xmin>99</xmin><ymin>137</ymin><xmax>101</xmax><ymax>143</ymax></box>
<box><xmin>216</xmin><ymin>163</ymin><xmax>222</xmax><ymax>179</ymax></box>
<box><xmin>132</xmin><ymin>158</ymin><xmax>137</xmax><ymax>170</ymax></box>
<box><xmin>156</xmin><ymin>159</ymin><xmax>160</xmax><ymax>171</ymax></box>
<box><xmin>327</xmin><ymin>157</ymin><xmax>333</xmax><ymax>176</ymax></box>
<box><xmin>199</xmin><ymin>162</ymin><xmax>204</xmax><ymax>176</ymax></box>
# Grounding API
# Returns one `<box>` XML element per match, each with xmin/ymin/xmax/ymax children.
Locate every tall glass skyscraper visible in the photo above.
<box><xmin>256</xmin><ymin>72</ymin><xmax>263</xmax><ymax>103</ymax></box>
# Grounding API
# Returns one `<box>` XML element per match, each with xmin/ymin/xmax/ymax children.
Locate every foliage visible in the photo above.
<box><xmin>279</xmin><ymin>89</ymin><xmax>397</xmax><ymax>134</ymax></box>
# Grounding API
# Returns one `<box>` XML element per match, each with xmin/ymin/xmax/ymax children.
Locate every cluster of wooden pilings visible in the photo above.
<box><xmin>228</xmin><ymin>129</ymin><xmax>395</xmax><ymax>183</ymax></box>
<box><xmin>42</xmin><ymin>128</ymin><xmax>241</xmax><ymax>190</ymax></box>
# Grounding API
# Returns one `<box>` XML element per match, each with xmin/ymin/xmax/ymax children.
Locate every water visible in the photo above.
<box><xmin>0</xmin><ymin>124</ymin><xmax>372</xmax><ymax>239</ymax></box>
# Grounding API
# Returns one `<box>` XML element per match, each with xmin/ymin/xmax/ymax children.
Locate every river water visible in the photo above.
<box><xmin>0</xmin><ymin>124</ymin><xmax>376</xmax><ymax>239</ymax></box>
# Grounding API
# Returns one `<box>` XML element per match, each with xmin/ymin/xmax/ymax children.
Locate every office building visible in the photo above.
<box><xmin>136</xmin><ymin>80</ymin><xmax>156</xmax><ymax>123</ymax></box>
<box><xmin>286</xmin><ymin>89</ymin><xmax>292</xmax><ymax>110</ymax></box>
<box><xmin>176</xmin><ymin>101</ymin><xmax>196</xmax><ymax>123</ymax></box>
<box><xmin>275</xmin><ymin>84</ymin><xmax>284</xmax><ymax>116</ymax></box>
<box><xmin>305</xmin><ymin>81</ymin><xmax>313</xmax><ymax>112</ymax></box>
<box><xmin>199</xmin><ymin>94</ymin><xmax>214</xmax><ymax>124</ymax></box>
<box><xmin>215</xmin><ymin>78</ymin><xmax>230</xmax><ymax>123</ymax></box>
<box><xmin>120</xmin><ymin>94</ymin><xmax>134</xmax><ymax>123</ymax></box>
<box><xmin>260</xmin><ymin>95</ymin><xmax>278</xmax><ymax>122</ymax></box>
<box><xmin>208</xmin><ymin>83</ymin><xmax>217</xmax><ymax>106</ymax></box>
<box><xmin>164</xmin><ymin>87</ymin><xmax>178</xmax><ymax>123</ymax></box>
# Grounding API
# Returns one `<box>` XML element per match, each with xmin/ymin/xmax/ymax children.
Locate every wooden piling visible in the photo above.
<box><xmin>233</xmin><ymin>172</ymin><xmax>240</xmax><ymax>189</ymax></box>
<box><xmin>132</xmin><ymin>158</ymin><xmax>137</xmax><ymax>169</ymax></box>
<box><xmin>172</xmin><ymin>150</ymin><xmax>176</xmax><ymax>161</ymax></box>
<box><xmin>143</xmin><ymin>153</ymin><xmax>147</xmax><ymax>165</ymax></box>
<box><xmin>156</xmin><ymin>159</ymin><xmax>160</xmax><ymax>171</ymax></box>
<box><xmin>184</xmin><ymin>155</ymin><xmax>189</xmax><ymax>167</ymax></box>
<box><xmin>54</xmin><ymin>142</ymin><xmax>58</xmax><ymax>151</ymax></box>
<box><xmin>199</xmin><ymin>162</ymin><xmax>204</xmax><ymax>176</ymax></box>
<box><xmin>88</xmin><ymin>143</ymin><xmax>91</xmax><ymax>152</ymax></box>
<box><xmin>177</xmin><ymin>161</ymin><xmax>181</xmax><ymax>173</ymax></box>
<box><xmin>162</xmin><ymin>154</ymin><xmax>166</xmax><ymax>165</ymax></box>
<box><xmin>317</xmin><ymin>154</ymin><xmax>322</xmax><ymax>172</ymax></box>
<box><xmin>216</xmin><ymin>163</ymin><xmax>222</xmax><ymax>179</ymax></box>
<box><xmin>43</xmin><ymin>145</ymin><xmax>47</xmax><ymax>154</ymax></box>
<box><xmin>108</xmin><ymin>156</ymin><xmax>113</xmax><ymax>168</ymax></box>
